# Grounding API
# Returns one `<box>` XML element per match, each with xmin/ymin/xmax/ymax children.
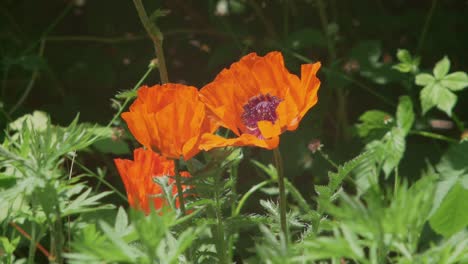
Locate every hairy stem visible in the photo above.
<box><xmin>273</xmin><ymin>148</ymin><xmax>288</xmax><ymax>244</ymax></box>
<box><xmin>132</xmin><ymin>0</ymin><xmax>169</xmax><ymax>83</ymax></box>
<box><xmin>106</xmin><ymin>65</ymin><xmax>153</xmax><ymax>128</ymax></box>
<box><xmin>214</xmin><ymin>172</ymin><xmax>228</xmax><ymax>263</ymax></box>
<box><xmin>174</xmin><ymin>159</ymin><xmax>186</xmax><ymax>216</ymax></box>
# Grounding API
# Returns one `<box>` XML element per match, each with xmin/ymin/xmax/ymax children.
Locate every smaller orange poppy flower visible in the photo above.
<box><xmin>199</xmin><ymin>51</ymin><xmax>321</xmax><ymax>150</ymax></box>
<box><xmin>121</xmin><ymin>84</ymin><xmax>217</xmax><ymax>160</ymax></box>
<box><xmin>114</xmin><ymin>148</ymin><xmax>190</xmax><ymax>214</ymax></box>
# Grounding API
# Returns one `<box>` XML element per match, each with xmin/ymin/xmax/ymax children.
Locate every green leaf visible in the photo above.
<box><xmin>114</xmin><ymin>207</ymin><xmax>129</xmax><ymax>235</ymax></box>
<box><xmin>396</xmin><ymin>49</ymin><xmax>411</xmax><ymax>63</ymax></box>
<box><xmin>420</xmin><ymin>83</ymin><xmax>457</xmax><ymax>116</ymax></box>
<box><xmin>396</xmin><ymin>96</ymin><xmax>414</xmax><ymax>135</ymax></box>
<box><xmin>415</xmin><ymin>73</ymin><xmax>435</xmax><ymax>86</ymax></box>
<box><xmin>433</xmin><ymin>56</ymin><xmax>450</xmax><ymax>79</ymax></box>
<box><xmin>355</xmin><ymin>110</ymin><xmax>393</xmax><ymax>139</ymax></box>
<box><xmin>382</xmin><ymin>127</ymin><xmax>406</xmax><ymax>177</ymax></box>
<box><xmin>441</xmin><ymin>72</ymin><xmax>468</xmax><ymax>91</ymax></box>
<box><xmin>392</xmin><ymin>63</ymin><xmax>412</xmax><ymax>73</ymax></box>
<box><xmin>429</xmin><ymin>183</ymin><xmax>468</xmax><ymax>237</ymax></box>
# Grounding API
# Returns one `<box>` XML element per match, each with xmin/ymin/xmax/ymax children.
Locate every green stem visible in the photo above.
<box><xmin>9</xmin><ymin>39</ymin><xmax>46</xmax><ymax>115</ymax></box>
<box><xmin>248</xmin><ymin>0</ymin><xmax>279</xmax><ymax>39</ymax></box>
<box><xmin>318</xmin><ymin>149</ymin><xmax>339</xmax><ymax>169</ymax></box>
<box><xmin>106</xmin><ymin>65</ymin><xmax>153</xmax><ymax>128</ymax></box>
<box><xmin>23</xmin><ymin>2</ymin><xmax>73</xmax><ymax>55</ymax></box>
<box><xmin>27</xmin><ymin>221</ymin><xmax>37</xmax><ymax>264</ymax></box>
<box><xmin>417</xmin><ymin>0</ymin><xmax>438</xmax><ymax>54</ymax></box>
<box><xmin>316</xmin><ymin>0</ymin><xmax>336</xmax><ymax>60</ymax></box>
<box><xmin>234</xmin><ymin>180</ymin><xmax>273</xmax><ymax>216</ymax></box>
<box><xmin>409</xmin><ymin>130</ymin><xmax>458</xmax><ymax>143</ymax></box>
<box><xmin>214</xmin><ymin>172</ymin><xmax>228</xmax><ymax>264</ymax></box>
<box><xmin>394</xmin><ymin>167</ymin><xmax>399</xmax><ymax>197</ymax></box>
<box><xmin>72</xmin><ymin>158</ymin><xmax>128</xmax><ymax>202</ymax></box>
<box><xmin>132</xmin><ymin>0</ymin><xmax>169</xmax><ymax>84</ymax></box>
<box><xmin>53</xmin><ymin>206</ymin><xmax>64</xmax><ymax>264</ymax></box>
<box><xmin>228</xmin><ymin>165</ymin><xmax>239</xmax><ymax>262</ymax></box>
<box><xmin>452</xmin><ymin>113</ymin><xmax>465</xmax><ymax>132</ymax></box>
<box><xmin>273</xmin><ymin>148</ymin><xmax>288</xmax><ymax>243</ymax></box>
<box><xmin>174</xmin><ymin>159</ymin><xmax>186</xmax><ymax>216</ymax></box>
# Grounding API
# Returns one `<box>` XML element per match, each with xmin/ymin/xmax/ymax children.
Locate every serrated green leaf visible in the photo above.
<box><xmin>415</xmin><ymin>73</ymin><xmax>435</xmax><ymax>86</ymax></box>
<box><xmin>441</xmin><ymin>72</ymin><xmax>468</xmax><ymax>91</ymax></box>
<box><xmin>392</xmin><ymin>63</ymin><xmax>412</xmax><ymax>73</ymax></box>
<box><xmin>396</xmin><ymin>96</ymin><xmax>414</xmax><ymax>135</ymax></box>
<box><xmin>433</xmin><ymin>56</ymin><xmax>450</xmax><ymax>79</ymax></box>
<box><xmin>429</xmin><ymin>183</ymin><xmax>468</xmax><ymax>237</ymax></box>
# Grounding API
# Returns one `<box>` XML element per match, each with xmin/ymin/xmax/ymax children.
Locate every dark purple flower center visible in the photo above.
<box><xmin>241</xmin><ymin>93</ymin><xmax>282</xmax><ymax>137</ymax></box>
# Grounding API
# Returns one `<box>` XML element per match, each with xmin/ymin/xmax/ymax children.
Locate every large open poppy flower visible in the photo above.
<box><xmin>114</xmin><ymin>148</ymin><xmax>190</xmax><ymax>214</ymax></box>
<box><xmin>122</xmin><ymin>83</ymin><xmax>216</xmax><ymax>160</ymax></box>
<box><xmin>199</xmin><ymin>51</ymin><xmax>321</xmax><ymax>150</ymax></box>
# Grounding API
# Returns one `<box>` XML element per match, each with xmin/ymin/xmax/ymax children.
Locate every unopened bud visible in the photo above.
<box><xmin>149</xmin><ymin>58</ymin><xmax>159</xmax><ymax>68</ymax></box>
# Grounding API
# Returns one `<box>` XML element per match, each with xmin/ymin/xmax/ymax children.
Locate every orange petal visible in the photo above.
<box><xmin>257</xmin><ymin>120</ymin><xmax>281</xmax><ymax>139</ymax></box>
<box><xmin>200</xmin><ymin>133</ymin><xmax>279</xmax><ymax>150</ymax></box>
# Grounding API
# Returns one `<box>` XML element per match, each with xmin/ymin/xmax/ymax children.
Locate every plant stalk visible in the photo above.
<box><xmin>214</xmin><ymin>171</ymin><xmax>228</xmax><ymax>264</ymax></box>
<box><xmin>174</xmin><ymin>159</ymin><xmax>186</xmax><ymax>216</ymax></box>
<box><xmin>273</xmin><ymin>148</ymin><xmax>288</xmax><ymax>243</ymax></box>
<box><xmin>132</xmin><ymin>0</ymin><xmax>169</xmax><ymax>83</ymax></box>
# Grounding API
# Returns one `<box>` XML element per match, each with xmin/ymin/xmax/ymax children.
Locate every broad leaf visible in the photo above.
<box><xmin>429</xmin><ymin>183</ymin><xmax>468</xmax><ymax>237</ymax></box>
<box><xmin>396</xmin><ymin>96</ymin><xmax>414</xmax><ymax>134</ymax></box>
<box><xmin>433</xmin><ymin>56</ymin><xmax>450</xmax><ymax>79</ymax></box>
<box><xmin>441</xmin><ymin>72</ymin><xmax>468</xmax><ymax>91</ymax></box>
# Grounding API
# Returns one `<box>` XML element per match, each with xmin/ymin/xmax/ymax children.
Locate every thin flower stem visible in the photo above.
<box><xmin>417</xmin><ymin>0</ymin><xmax>438</xmax><ymax>54</ymax></box>
<box><xmin>316</xmin><ymin>0</ymin><xmax>336</xmax><ymax>60</ymax></box>
<box><xmin>234</xmin><ymin>180</ymin><xmax>274</xmax><ymax>216</ymax></box>
<box><xmin>273</xmin><ymin>148</ymin><xmax>288</xmax><ymax>244</ymax></box>
<box><xmin>72</xmin><ymin>158</ymin><xmax>128</xmax><ymax>202</ymax></box>
<box><xmin>23</xmin><ymin>1</ymin><xmax>73</xmax><ymax>55</ymax></box>
<box><xmin>228</xmin><ymin>164</ymin><xmax>239</xmax><ymax>262</ymax></box>
<box><xmin>132</xmin><ymin>0</ymin><xmax>169</xmax><ymax>84</ymax></box>
<box><xmin>9</xmin><ymin>39</ymin><xmax>46</xmax><ymax>115</ymax></box>
<box><xmin>318</xmin><ymin>149</ymin><xmax>339</xmax><ymax>169</ymax></box>
<box><xmin>174</xmin><ymin>159</ymin><xmax>186</xmax><ymax>216</ymax></box>
<box><xmin>214</xmin><ymin>171</ymin><xmax>228</xmax><ymax>264</ymax></box>
<box><xmin>452</xmin><ymin>113</ymin><xmax>465</xmax><ymax>132</ymax></box>
<box><xmin>10</xmin><ymin>222</ymin><xmax>50</xmax><ymax>260</ymax></box>
<box><xmin>409</xmin><ymin>130</ymin><xmax>458</xmax><ymax>144</ymax></box>
<box><xmin>106</xmin><ymin>66</ymin><xmax>153</xmax><ymax>128</ymax></box>
<box><xmin>248</xmin><ymin>0</ymin><xmax>279</xmax><ymax>39</ymax></box>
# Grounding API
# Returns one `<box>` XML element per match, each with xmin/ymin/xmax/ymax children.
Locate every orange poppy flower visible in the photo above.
<box><xmin>121</xmin><ymin>83</ymin><xmax>216</xmax><ymax>160</ymax></box>
<box><xmin>199</xmin><ymin>51</ymin><xmax>321</xmax><ymax>150</ymax></box>
<box><xmin>114</xmin><ymin>148</ymin><xmax>190</xmax><ymax>214</ymax></box>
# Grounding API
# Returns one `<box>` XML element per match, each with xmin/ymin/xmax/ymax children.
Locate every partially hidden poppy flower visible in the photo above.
<box><xmin>121</xmin><ymin>83</ymin><xmax>217</xmax><ymax>160</ymax></box>
<box><xmin>114</xmin><ymin>148</ymin><xmax>190</xmax><ymax>214</ymax></box>
<box><xmin>199</xmin><ymin>51</ymin><xmax>321</xmax><ymax>150</ymax></box>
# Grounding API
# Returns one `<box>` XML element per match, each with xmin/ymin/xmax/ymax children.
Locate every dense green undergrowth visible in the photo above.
<box><xmin>1</xmin><ymin>1</ymin><xmax>468</xmax><ymax>263</ymax></box>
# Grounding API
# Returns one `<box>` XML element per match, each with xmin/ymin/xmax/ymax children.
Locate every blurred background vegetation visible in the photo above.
<box><xmin>1</xmin><ymin>0</ymin><xmax>467</xmax><ymax>207</ymax></box>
